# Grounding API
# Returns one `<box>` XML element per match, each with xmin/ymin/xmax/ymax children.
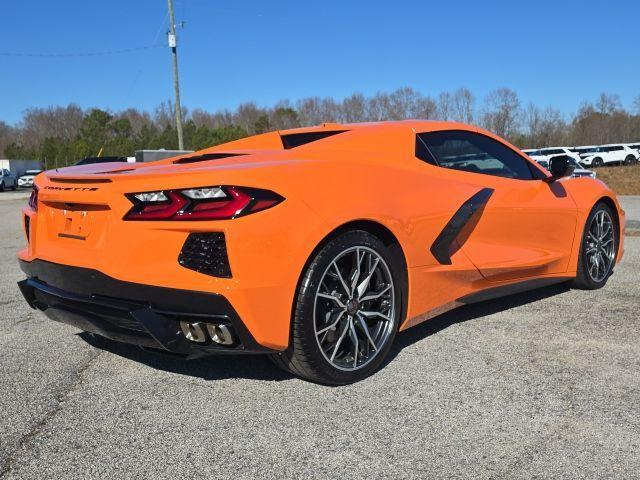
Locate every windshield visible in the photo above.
<box><xmin>577</xmin><ymin>147</ymin><xmax>598</xmax><ymax>154</ymax></box>
<box><xmin>567</xmin><ymin>158</ymin><xmax>581</xmax><ymax>168</ymax></box>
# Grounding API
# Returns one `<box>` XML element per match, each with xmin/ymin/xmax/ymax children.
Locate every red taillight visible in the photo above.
<box><xmin>123</xmin><ymin>186</ymin><xmax>284</xmax><ymax>221</ymax></box>
<box><xmin>28</xmin><ymin>186</ymin><xmax>38</xmax><ymax>211</ymax></box>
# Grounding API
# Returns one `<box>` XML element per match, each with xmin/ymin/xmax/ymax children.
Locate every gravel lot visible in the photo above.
<box><xmin>1</xmin><ymin>196</ymin><xmax>638</xmax><ymax>479</ymax></box>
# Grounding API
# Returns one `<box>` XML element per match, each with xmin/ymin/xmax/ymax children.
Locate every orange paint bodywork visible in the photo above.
<box><xmin>18</xmin><ymin>121</ymin><xmax>625</xmax><ymax>350</ymax></box>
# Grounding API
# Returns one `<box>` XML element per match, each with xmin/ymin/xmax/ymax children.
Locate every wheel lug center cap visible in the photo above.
<box><xmin>346</xmin><ymin>299</ymin><xmax>359</xmax><ymax>315</ymax></box>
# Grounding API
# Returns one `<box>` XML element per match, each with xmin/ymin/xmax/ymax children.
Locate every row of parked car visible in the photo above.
<box><xmin>523</xmin><ymin>143</ymin><xmax>640</xmax><ymax>176</ymax></box>
<box><xmin>0</xmin><ymin>169</ymin><xmax>42</xmax><ymax>191</ymax></box>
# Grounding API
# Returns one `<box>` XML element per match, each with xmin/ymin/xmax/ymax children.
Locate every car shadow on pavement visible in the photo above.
<box><xmin>78</xmin><ymin>282</ymin><xmax>571</xmax><ymax>383</ymax></box>
<box><xmin>77</xmin><ymin>331</ymin><xmax>295</xmax><ymax>382</ymax></box>
<box><xmin>382</xmin><ymin>282</ymin><xmax>571</xmax><ymax>368</ymax></box>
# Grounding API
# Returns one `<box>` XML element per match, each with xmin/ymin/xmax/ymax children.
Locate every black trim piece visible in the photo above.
<box><xmin>457</xmin><ymin>277</ymin><xmax>572</xmax><ymax>304</ymax></box>
<box><xmin>24</xmin><ymin>214</ymin><xmax>30</xmax><ymax>243</ymax></box>
<box><xmin>280</xmin><ymin>130</ymin><xmax>347</xmax><ymax>149</ymax></box>
<box><xmin>430</xmin><ymin>188</ymin><xmax>494</xmax><ymax>265</ymax></box>
<box><xmin>173</xmin><ymin>153</ymin><xmax>246</xmax><ymax>164</ymax></box>
<box><xmin>48</xmin><ymin>178</ymin><xmax>112</xmax><ymax>184</ymax></box>
<box><xmin>58</xmin><ymin>233</ymin><xmax>86</xmax><ymax>240</ymax></box>
<box><xmin>18</xmin><ymin>259</ymin><xmax>270</xmax><ymax>355</ymax></box>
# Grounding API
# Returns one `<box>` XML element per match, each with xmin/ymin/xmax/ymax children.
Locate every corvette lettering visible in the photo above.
<box><xmin>44</xmin><ymin>186</ymin><xmax>99</xmax><ymax>191</ymax></box>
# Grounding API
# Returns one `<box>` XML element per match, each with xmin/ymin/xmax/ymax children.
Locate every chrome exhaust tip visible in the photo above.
<box><xmin>180</xmin><ymin>321</ymin><xmax>207</xmax><ymax>343</ymax></box>
<box><xmin>206</xmin><ymin>323</ymin><xmax>235</xmax><ymax>345</ymax></box>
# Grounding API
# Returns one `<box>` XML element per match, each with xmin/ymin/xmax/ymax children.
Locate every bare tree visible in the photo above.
<box><xmin>632</xmin><ymin>95</ymin><xmax>640</xmax><ymax>115</ymax></box>
<box><xmin>296</xmin><ymin>97</ymin><xmax>324</xmax><ymax>126</ymax></box>
<box><xmin>234</xmin><ymin>102</ymin><xmax>264</xmax><ymax>134</ymax></box>
<box><xmin>524</xmin><ymin>104</ymin><xmax>566</xmax><ymax>147</ymax></box>
<box><xmin>451</xmin><ymin>88</ymin><xmax>474</xmax><ymax>124</ymax></box>
<box><xmin>340</xmin><ymin>93</ymin><xmax>367</xmax><ymax>123</ymax></box>
<box><xmin>481</xmin><ymin>88</ymin><xmax>521</xmax><ymax>138</ymax></box>
<box><xmin>20</xmin><ymin>104</ymin><xmax>84</xmax><ymax>149</ymax></box>
<box><xmin>0</xmin><ymin>121</ymin><xmax>16</xmax><ymax>157</ymax></box>
<box><xmin>436</xmin><ymin>92</ymin><xmax>452</xmax><ymax>120</ymax></box>
<box><xmin>595</xmin><ymin>92</ymin><xmax>622</xmax><ymax>115</ymax></box>
<box><xmin>116</xmin><ymin>108</ymin><xmax>152</xmax><ymax>135</ymax></box>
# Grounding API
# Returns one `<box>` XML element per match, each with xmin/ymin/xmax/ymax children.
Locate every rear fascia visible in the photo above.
<box><xmin>19</xmin><ymin>169</ymin><xmax>330</xmax><ymax>350</ymax></box>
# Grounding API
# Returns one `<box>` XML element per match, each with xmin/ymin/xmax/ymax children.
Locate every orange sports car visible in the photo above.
<box><xmin>17</xmin><ymin>121</ymin><xmax>625</xmax><ymax>384</ymax></box>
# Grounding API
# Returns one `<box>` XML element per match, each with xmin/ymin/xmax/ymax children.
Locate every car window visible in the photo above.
<box><xmin>416</xmin><ymin>130</ymin><xmax>539</xmax><ymax>180</ymax></box>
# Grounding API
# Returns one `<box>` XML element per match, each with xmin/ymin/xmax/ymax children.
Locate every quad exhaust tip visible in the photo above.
<box><xmin>180</xmin><ymin>321</ymin><xmax>235</xmax><ymax>346</ymax></box>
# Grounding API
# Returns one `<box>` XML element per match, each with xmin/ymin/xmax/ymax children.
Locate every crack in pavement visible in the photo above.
<box><xmin>0</xmin><ymin>350</ymin><xmax>101</xmax><ymax>479</ymax></box>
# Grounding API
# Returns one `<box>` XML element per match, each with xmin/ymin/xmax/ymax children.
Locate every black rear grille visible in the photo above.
<box><xmin>178</xmin><ymin>233</ymin><xmax>232</xmax><ymax>278</ymax></box>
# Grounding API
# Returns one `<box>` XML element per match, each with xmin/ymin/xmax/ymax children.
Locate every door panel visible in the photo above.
<box><xmin>454</xmin><ymin>174</ymin><xmax>577</xmax><ymax>281</ymax></box>
<box><xmin>415</xmin><ymin>129</ymin><xmax>579</xmax><ymax>282</ymax></box>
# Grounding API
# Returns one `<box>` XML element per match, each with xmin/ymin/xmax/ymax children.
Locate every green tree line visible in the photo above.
<box><xmin>1</xmin><ymin>87</ymin><xmax>639</xmax><ymax>169</ymax></box>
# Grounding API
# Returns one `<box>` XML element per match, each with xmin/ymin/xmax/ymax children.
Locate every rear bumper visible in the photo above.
<box><xmin>18</xmin><ymin>259</ymin><xmax>273</xmax><ymax>356</ymax></box>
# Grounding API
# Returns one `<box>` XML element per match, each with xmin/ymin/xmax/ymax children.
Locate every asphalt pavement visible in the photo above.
<box><xmin>0</xmin><ymin>196</ymin><xmax>638</xmax><ymax>479</ymax></box>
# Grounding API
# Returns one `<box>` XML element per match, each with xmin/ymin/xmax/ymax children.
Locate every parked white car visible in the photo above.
<box><xmin>625</xmin><ymin>143</ymin><xmax>640</xmax><ymax>155</ymax></box>
<box><xmin>574</xmin><ymin>144</ymin><xmax>639</xmax><ymax>167</ymax></box>
<box><xmin>17</xmin><ymin>169</ymin><xmax>42</xmax><ymax>188</ymax></box>
<box><xmin>525</xmin><ymin>147</ymin><xmax>582</xmax><ymax>164</ymax></box>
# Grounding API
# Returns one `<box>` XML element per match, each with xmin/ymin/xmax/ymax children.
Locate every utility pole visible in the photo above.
<box><xmin>167</xmin><ymin>0</ymin><xmax>184</xmax><ymax>150</ymax></box>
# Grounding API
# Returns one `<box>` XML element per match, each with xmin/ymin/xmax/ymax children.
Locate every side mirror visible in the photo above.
<box><xmin>545</xmin><ymin>155</ymin><xmax>575</xmax><ymax>182</ymax></box>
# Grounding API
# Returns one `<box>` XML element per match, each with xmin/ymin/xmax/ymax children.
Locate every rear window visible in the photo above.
<box><xmin>280</xmin><ymin>130</ymin><xmax>347</xmax><ymax>149</ymax></box>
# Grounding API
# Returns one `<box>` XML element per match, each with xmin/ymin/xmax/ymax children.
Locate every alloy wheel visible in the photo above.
<box><xmin>585</xmin><ymin>210</ymin><xmax>615</xmax><ymax>282</ymax></box>
<box><xmin>313</xmin><ymin>246</ymin><xmax>395</xmax><ymax>371</ymax></box>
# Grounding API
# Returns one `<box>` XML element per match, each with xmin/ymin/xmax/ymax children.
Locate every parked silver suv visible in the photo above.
<box><xmin>0</xmin><ymin>169</ymin><xmax>17</xmax><ymax>191</ymax></box>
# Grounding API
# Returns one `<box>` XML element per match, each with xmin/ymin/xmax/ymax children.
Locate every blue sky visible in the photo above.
<box><xmin>2</xmin><ymin>0</ymin><xmax>638</xmax><ymax>124</ymax></box>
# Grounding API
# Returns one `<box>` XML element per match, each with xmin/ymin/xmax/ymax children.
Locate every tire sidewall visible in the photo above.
<box><xmin>294</xmin><ymin>231</ymin><xmax>404</xmax><ymax>384</ymax></box>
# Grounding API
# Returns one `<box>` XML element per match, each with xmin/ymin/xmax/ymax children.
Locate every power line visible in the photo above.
<box><xmin>0</xmin><ymin>44</ymin><xmax>164</xmax><ymax>58</ymax></box>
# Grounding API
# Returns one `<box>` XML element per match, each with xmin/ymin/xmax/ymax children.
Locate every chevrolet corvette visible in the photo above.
<box><xmin>17</xmin><ymin>121</ymin><xmax>625</xmax><ymax>384</ymax></box>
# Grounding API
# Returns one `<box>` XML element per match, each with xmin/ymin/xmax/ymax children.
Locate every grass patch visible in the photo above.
<box><xmin>592</xmin><ymin>164</ymin><xmax>640</xmax><ymax>195</ymax></box>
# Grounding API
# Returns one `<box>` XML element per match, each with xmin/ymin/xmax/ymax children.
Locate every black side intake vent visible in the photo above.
<box><xmin>178</xmin><ymin>233</ymin><xmax>232</xmax><ymax>278</ymax></box>
<box><xmin>174</xmin><ymin>153</ymin><xmax>246</xmax><ymax>164</ymax></box>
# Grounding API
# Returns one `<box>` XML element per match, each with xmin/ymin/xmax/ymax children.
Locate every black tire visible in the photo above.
<box><xmin>573</xmin><ymin>202</ymin><xmax>617</xmax><ymax>290</ymax></box>
<box><xmin>592</xmin><ymin>157</ymin><xmax>603</xmax><ymax>168</ymax></box>
<box><xmin>0</xmin><ymin>182</ymin><xmax>4</xmax><ymax>192</ymax></box>
<box><xmin>270</xmin><ymin>230</ymin><xmax>405</xmax><ymax>385</ymax></box>
<box><xmin>11</xmin><ymin>184</ymin><xmax>16</xmax><ymax>191</ymax></box>
<box><xmin>624</xmin><ymin>155</ymin><xmax>636</xmax><ymax>166</ymax></box>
